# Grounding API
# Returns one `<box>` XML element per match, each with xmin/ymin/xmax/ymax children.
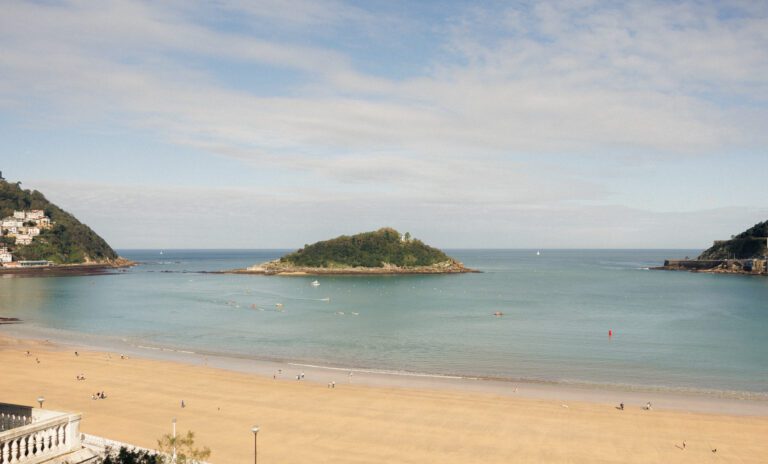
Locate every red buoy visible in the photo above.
<box><xmin>608</xmin><ymin>329</ymin><xmax>613</xmax><ymax>337</ymax></box>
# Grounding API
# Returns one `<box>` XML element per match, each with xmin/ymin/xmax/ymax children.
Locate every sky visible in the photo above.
<box><xmin>1</xmin><ymin>0</ymin><xmax>766</xmax><ymax>249</ymax></box>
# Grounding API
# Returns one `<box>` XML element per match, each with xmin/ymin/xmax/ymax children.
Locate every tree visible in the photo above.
<box><xmin>101</xmin><ymin>446</ymin><xmax>160</xmax><ymax>464</ymax></box>
<box><xmin>157</xmin><ymin>430</ymin><xmax>211</xmax><ymax>464</ymax></box>
<box><xmin>404</xmin><ymin>232</ymin><xmax>411</xmax><ymax>241</ymax></box>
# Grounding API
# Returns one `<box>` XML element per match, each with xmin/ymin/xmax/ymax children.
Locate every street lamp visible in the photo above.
<box><xmin>251</xmin><ymin>425</ymin><xmax>260</xmax><ymax>464</ymax></box>
<box><xmin>36</xmin><ymin>396</ymin><xmax>45</xmax><ymax>408</ymax></box>
<box><xmin>172</xmin><ymin>417</ymin><xmax>177</xmax><ymax>464</ymax></box>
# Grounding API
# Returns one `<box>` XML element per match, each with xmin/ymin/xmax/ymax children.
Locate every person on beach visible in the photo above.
<box><xmin>181</xmin><ymin>400</ymin><xmax>185</xmax><ymax>408</ymax></box>
<box><xmin>301</xmin><ymin>372</ymin><xmax>305</xmax><ymax>379</ymax></box>
<box><xmin>644</xmin><ymin>402</ymin><xmax>652</xmax><ymax>410</ymax></box>
<box><xmin>331</xmin><ymin>381</ymin><xmax>335</xmax><ymax>388</ymax></box>
<box><xmin>619</xmin><ymin>402</ymin><xmax>624</xmax><ymax>410</ymax></box>
<box><xmin>75</xmin><ymin>351</ymin><xmax>79</xmax><ymax>356</ymax></box>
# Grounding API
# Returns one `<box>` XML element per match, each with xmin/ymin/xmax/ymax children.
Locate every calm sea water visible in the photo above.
<box><xmin>1</xmin><ymin>249</ymin><xmax>767</xmax><ymax>394</ymax></box>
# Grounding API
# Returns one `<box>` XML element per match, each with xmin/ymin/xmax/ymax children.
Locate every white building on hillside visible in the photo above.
<box><xmin>26</xmin><ymin>210</ymin><xmax>45</xmax><ymax>220</ymax></box>
<box><xmin>12</xmin><ymin>211</ymin><xmax>25</xmax><ymax>219</ymax></box>
<box><xmin>0</xmin><ymin>247</ymin><xmax>11</xmax><ymax>263</ymax></box>
<box><xmin>1</xmin><ymin>218</ymin><xmax>23</xmax><ymax>229</ymax></box>
<box><xmin>15</xmin><ymin>235</ymin><xmax>32</xmax><ymax>245</ymax></box>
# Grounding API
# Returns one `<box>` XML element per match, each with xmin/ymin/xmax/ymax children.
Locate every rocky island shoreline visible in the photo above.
<box><xmin>224</xmin><ymin>259</ymin><xmax>476</xmax><ymax>276</ymax></box>
<box><xmin>224</xmin><ymin>227</ymin><xmax>478</xmax><ymax>276</ymax></box>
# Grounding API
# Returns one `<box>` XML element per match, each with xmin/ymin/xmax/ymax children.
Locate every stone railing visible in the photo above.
<box><xmin>0</xmin><ymin>414</ymin><xmax>33</xmax><ymax>433</ymax></box>
<box><xmin>0</xmin><ymin>410</ymin><xmax>82</xmax><ymax>464</ymax></box>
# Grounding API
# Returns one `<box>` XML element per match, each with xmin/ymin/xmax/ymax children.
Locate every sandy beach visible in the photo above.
<box><xmin>2</xmin><ymin>334</ymin><xmax>767</xmax><ymax>463</ymax></box>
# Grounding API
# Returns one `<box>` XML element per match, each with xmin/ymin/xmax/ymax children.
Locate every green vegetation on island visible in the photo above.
<box><xmin>280</xmin><ymin>228</ymin><xmax>452</xmax><ymax>268</ymax></box>
<box><xmin>233</xmin><ymin>228</ymin><xmax>474</xmax><ymax>275</ymax></box>
<box><xmin>697</xmin><ymin>220</ymin><xmax>768</xmax><ymax>260</ymax></box>
<box><xmin>0</xmin><ymin>178</ymin><xmax>119</xmax><ymax>264</ymax></box>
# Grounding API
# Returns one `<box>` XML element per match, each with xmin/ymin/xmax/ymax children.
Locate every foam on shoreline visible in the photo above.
<box><xmin>4</xmin><ymin>324</ymin><xmax>767</xmax><ymax>417</ymax></box>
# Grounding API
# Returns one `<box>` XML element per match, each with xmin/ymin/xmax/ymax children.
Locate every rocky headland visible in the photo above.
<box><xmin>656</xmin><ymin>220</ymin><xmax>768</xmax><ymax>276</ymax></box>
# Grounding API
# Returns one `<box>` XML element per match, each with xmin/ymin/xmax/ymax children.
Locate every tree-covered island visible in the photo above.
<box><xmin>229</xmin><ymin>228</ymin><xmax>476</xmax><ymax>275</ymax></box>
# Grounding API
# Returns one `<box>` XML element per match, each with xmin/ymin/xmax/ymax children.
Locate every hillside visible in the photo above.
<box><xmin>0</xmin><ymin>178</ymin><xmax>119</xmax><ymax>264</ymax></box>
<box><xmin>698</xmin><ymin>220</ymin><xmax>768</xmax><ymax>260</ymax></box>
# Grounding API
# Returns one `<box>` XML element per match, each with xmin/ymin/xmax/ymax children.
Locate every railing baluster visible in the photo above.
<box><xmin>9</xmin><ymin>439</ymin><xmax>17</xmax><ymax>463</ymax></box>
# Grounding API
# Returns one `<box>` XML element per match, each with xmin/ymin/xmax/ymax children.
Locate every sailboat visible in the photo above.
<box><xmin>536</xmin><ymin>251</ymin><xmax>541</xmax><ymax>256</ymax></box>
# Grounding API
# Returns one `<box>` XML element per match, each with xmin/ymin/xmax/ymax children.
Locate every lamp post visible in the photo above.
<box><xmin>36</xmin><ymin>396</ymin><xmax>45</xmax><ymax>408</ymax></box>
<box><xmin>251</xmin><ymin>425</ymin><xmax>260</xmax><ymax>464</ymax></box>
<box><xmin>172</xmin><ymin>417</ymin><xmax>177</xmax><ymax>463</ymax></box>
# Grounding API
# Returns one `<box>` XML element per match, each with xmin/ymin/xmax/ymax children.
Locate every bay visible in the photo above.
<box><xmin>1</xmin><ymin>249</ymin><xmax>766</xmax><ymax>394</ymax></box>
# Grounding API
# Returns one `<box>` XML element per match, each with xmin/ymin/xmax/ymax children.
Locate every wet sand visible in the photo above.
<box><xmin>3</xmin><ymin>334</ymin><xmax>767</xmax><ymax>463</ymax></box>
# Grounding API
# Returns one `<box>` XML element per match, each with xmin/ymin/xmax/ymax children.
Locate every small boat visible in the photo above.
<box><xmin>311</xmin><ymin>280</ymin><xmax>320</xmax><ymax>287</ymax></box>
<box><xmin>275</xmin><ymin>303</ymin><xmax>284</xmax><ymax>308</ymax></box>
<box><xmin>536</xmin><ymin>251</ymin><xmax>540</xmax><ymax>256</ymax></box>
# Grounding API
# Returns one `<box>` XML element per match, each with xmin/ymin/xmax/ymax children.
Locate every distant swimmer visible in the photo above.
<box><xmin>493</xmin><ymin>311</ymin><xmax>504</xmax><ymax>317</ymax></box>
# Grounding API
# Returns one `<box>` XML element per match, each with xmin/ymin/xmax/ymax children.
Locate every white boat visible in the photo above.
<box><xmin>536</xmin><ymin>251</ymin><xmax>541</xmax><ymax>256</ymax></box>
<box><xmin>311</xmin><ymin>280</ymin><xmax>320</xmax><ymax>287</ymax></box>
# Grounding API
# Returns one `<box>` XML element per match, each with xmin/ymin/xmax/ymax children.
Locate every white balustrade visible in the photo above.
<box><xmin>0</xmin><ymin>411</ymin><xmax>81</xmax><ymax>464</ymax></box>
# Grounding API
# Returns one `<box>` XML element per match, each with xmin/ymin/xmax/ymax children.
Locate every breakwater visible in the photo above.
<box><xmin>658</xmin><ymin>258</ymin><xmax>767</xmax><ymax>275</ymax></box>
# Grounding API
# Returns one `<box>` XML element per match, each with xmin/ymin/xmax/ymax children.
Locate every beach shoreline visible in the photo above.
<box><xmin>3</xmin><ymin>331</ymin><xmax>767</xmax><ymax>463</ymax></box>
<box><xmin>4</xmin><ymin>327</ymin><xmax>767</xmax><ymax>416</ymax></box>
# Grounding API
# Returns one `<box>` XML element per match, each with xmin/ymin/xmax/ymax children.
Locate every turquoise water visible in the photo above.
<box><xmin>1</xmin><ymin>249</ymin><xmax>767</xmax><ymax>393</ymax></box>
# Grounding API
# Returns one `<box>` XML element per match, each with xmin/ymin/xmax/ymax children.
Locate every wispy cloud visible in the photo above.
<box><xmin>2</xmin><ymin>1</ymin><xmax>766</xmax><ymax>246</ymax></box>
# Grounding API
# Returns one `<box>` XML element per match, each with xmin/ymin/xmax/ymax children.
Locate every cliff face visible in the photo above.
<box><xmin>0</xmin><ymin>179</ymin><xmax>119</xmax><ymax>264</ymax></box>
<box><xmin>698</xmin><ymin>220</ymin><xmax>768</xmax><ymax>260</ymax></box>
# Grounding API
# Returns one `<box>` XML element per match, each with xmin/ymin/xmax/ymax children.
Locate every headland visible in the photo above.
<box><xmin>656</xmin><ymin>220</ymin><xmax>768</xmax><ymax>276</ymax></box>
<box><xmin>1</xmin><ymin>177</ymin><xmax>129</xmax><ymax>274</ymax></box>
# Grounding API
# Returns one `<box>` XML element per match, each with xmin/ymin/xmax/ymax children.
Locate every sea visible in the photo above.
<box><xmin>1</xmin><ymin>249</ymin><xmax>767</xmax><ymax>396</ymax></box>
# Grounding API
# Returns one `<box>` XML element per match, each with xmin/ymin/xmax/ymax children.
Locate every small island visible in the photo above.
<box><xmin>0</xmin><ymin>175</ymin><xmax>133</xmax><ymax>275</ymax></box>
<box><xmin>656</xmin><ymin>220</ymin><xmax>767</xmax><ymax>275</ymax></box>
<box><xmin>226</xmin><ymin>227</ymin><xmax>477</xmax><ymax>275</ymax></box>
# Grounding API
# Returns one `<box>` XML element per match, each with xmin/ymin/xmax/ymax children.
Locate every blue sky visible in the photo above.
<box><xmin>1</xmin><ymin>0</ymin><xmax>766</xmax><ymax>249</ymax></box>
